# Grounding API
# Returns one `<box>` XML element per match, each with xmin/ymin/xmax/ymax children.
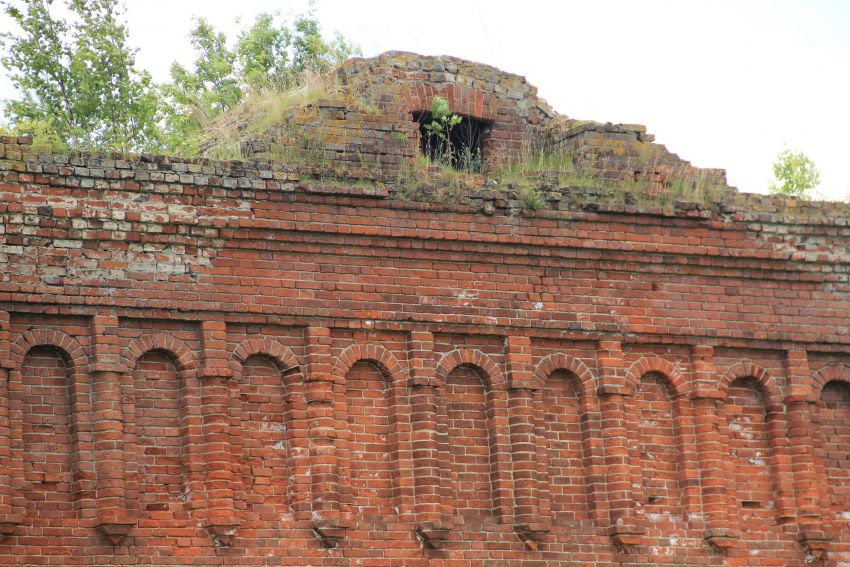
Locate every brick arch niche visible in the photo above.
<box><xmin>442</xmin><ymin>363</ymin><xmax>494</xmax><ymax>520</ymax></box>
<box><xmin>234</xmin><ymin>351</ymin><xmax>300</xmax><ymax>523</ymax></box>
<box><xmin>230</xmin><ymin>338</ymin><xmax>302</xmax><ymax>523</ymax></box>
<box><xmin>434</xmin><ymin>349</ymin><xmax>507</xmax><ymax>525</ymax></box>
<box><xmin>16</xmin><ymin>345</ymin><xmax>79</xmax><ymax>522</ymax></box>
<box><xmin>8</xmin><ymin>331</ymin><xmax>87</xmax><ymax>528</ymax></box>
<box><xmin>812</xmin><ymin>367</ymin><xmax>850</xmax><ymax>546</ymax></box>
<box><xmin>625</xmin><ymin>357</ymin><xmax>692</xmax><ymax>528</ymax></box>
<box><xmin>395</xmin><ymin>68</ymin><xmax>541</xmax><ymax>170</ymax></box>
<box><xmin>406</xmin><ymin>85</ymin><xmax>495</xmax><ymax>172</ymax></box>
<box><xmin>720</xmin><ymin>362</ymin><xmax>784</xmax><ymax>532</ymax></box>
<box><xmin>333</xmin><ymin>344</ymin><xmax>407</xmax><ymax>525</ymax></box>
<box><xmin>128</xmin><ymin>347</ymin><xmax>193</xmax><ymax>524</ymax></box>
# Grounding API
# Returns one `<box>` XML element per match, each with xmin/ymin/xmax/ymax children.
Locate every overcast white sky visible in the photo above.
<box><xmin>2</xmin><ymin>0</ymin><xmax>849</xmax><ymax>199</ymax></box>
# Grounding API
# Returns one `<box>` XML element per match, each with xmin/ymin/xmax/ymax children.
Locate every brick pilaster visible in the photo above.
<box><xmin>784</xmin><ymin>350</ymin><xmax>831</xmax><ymax>559</ymax></box>
<box><xmin>505</xmin><ymin>335</ymin><xmax>545</xmax><ymax>547</ymax></box>
<box><xmin>691</xmin><ymin>345</ymin><xmax>739</xmax><ymax>549</ymax></box>
<box><xmin>89</xmin><ymin>315</ymin><xmax>134</xmax><ymax>544</ymax></box>
<box><xmin>305</xmin><ymin>326</ymin><xmax>345</xmax><ymax>546</ymax></box>
<box><xmin>198</xmin><ymin>320</ymin><xmax>238</xmax><ymax>544</ymax></box>
<box><xmin>86</xmin><ymin>317</ymin><xmax>127</xmax><ymax>544</ymax></box>
<box><xmin>0</xmin><ymin>311</ymin><xmax>22</xmax><ymax>542</ymax></box>
<box><xmin>407</xmin><ymin>330</ymin><xmax>448</xmax><ymax>546</ymax></box>
<box><xmin>597</xmin><ymin>340</ymin><xmax>644</xmax><ymax>546</ymax></box>
<box><xmin>768</xmin><ymin>406</ymin><xmax>796</xmax><ymax>525</ymax></box>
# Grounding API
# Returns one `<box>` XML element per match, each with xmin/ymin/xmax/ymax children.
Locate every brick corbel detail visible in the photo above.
<box><xmin>597</xmin><ymin>340</ymin><xmax>645</xmax><ymax>546</ymax></box>
<box><xmin>407</xmin><ymin>331</ymin><xmax>449</xmax><ymax>547</ymax></box>
<box><xmin>0</xmin><ymin>311</ymin><xmax>22</xmax><ymax>542</ymax></box>
<box><xmin>306</xmin><ymin>326</ymin><xmax>346</xmax><ymax>546</ymax></box>
<box><xmin>505</xmin><ymin>335</ymin><xmax>546</xmax><ymax>548</ymax></box>
<box><xmin>690</xmin><ymin>345</ymin><xmax>740</xmax><ymax>550</ymax></box>
<box><xmin>89</xmin><ymin>315</ymin><xmax>135</xmax><ymax>545</ymax></box>
<box><xmin>785</xmin><ymin>350</ymin><xmax>831</xmax><ymax>559</ymax></box>
<box><xmin>198</xmin><ymin>320</ymin><xmax>238</xmax><ymax>545</ymax></box>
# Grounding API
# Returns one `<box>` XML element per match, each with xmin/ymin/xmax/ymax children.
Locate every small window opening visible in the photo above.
<box><xmin>413</xmin><ymin>111</ymin><xmax>490</xmax><ymax>173</ymax></box>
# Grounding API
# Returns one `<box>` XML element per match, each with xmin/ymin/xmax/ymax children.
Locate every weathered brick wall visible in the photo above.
<box><xmin>222</xmin><ymin>52</ymin><xmax>556</xmax><ymax>178</ymax></box>
<box><xmin>543</xmin><ymin>119</ymin><xmax>730</xmax><ymax>195</ymax></box>
<box><xmin>238</xmin><ymin>98</ymin><xmax>418</xmax><ymax>180</ymax></box>
<box><xmin>218</xmin><ymin>52</ymin><xmax>737</xmax><ymax>199</ymax></box>
<box><xmin>2</xmin><ymin>135</ymin><xmax>850</xmax><ymax>566</ymax></box>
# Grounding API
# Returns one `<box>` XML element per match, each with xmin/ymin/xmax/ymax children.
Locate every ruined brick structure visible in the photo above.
<box><xmin>1</xmin><ymin>53</ymin><xmax>850</xmax><ymax>566</ymax></box>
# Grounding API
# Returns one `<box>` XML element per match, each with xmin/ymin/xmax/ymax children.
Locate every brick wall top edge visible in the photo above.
<box><xmin>3</xmin><ymin>138</ymin><xmax>849</xmax><ymax>229</ymax></box>
<box><xmin>341</xmin><ymin>51</ymin><xmax>535</xmax><ymax>85</ymax></box>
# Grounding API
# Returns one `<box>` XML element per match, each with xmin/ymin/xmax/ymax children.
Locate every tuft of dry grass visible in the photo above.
<box><xmin>200</xmin><ymin>70</ymin><xmax>339</xmax><ymax>160</ymax></box>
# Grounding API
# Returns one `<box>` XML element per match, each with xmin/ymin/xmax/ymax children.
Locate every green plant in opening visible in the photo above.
<box><xmin>419</xmin><ymin>97</ymin><xmax>483</xmax><ymax>174</ymax></box>
<box><xmin>769</xmin><ymin>149</ymin><xmax>820</xmax><ymax>198</ymax></box>
<box><xmin>422</xmin><ymin>96</ymin><xmax>462</xmax><ymax>165</ymax></box>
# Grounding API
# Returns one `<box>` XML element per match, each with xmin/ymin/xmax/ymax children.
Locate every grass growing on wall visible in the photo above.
<box><xmin>200</xmin><ymin>70</ymin><xmax>338</xmax><ymax>161</ymax></box>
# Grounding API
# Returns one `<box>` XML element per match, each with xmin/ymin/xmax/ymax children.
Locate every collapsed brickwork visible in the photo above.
<box><xmin>212</xmin><ymin>51</ymin><xmax>554</xmax><ymax>175</ymax></box>
<box><xmin>1</xmin><ymin>53</ymin><xmax>850</xmax><ymax>566</ymax></box>
<box><xmin>207</xmin><ymin>51</ymin><xmax>726</xmax><ymax>199</ymax></box>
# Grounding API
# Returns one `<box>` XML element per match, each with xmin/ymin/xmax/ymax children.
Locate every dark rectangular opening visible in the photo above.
<box><xmin>413</xmin><ymin>111</ymin><xmax>491</xmax><ymax>173</ymax></box>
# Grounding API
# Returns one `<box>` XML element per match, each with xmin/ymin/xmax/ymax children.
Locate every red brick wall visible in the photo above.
<box><xmin>20</xmin><ymin>347</ymin><xmax>74</xmax><ymax>520</ymax></box>
<box><xmin>817</xmin><ymin>381</ymin><xmax>850</xmax><ymax>559</ymax></box>
<box><xmin>239</xmin><ymin>355</ymin><xmax>291</xmax><ymax>521</ymax></box>
<box><xmin>2</xmin><ymin>137</ymin><xmax>850</xmax><ymax>564</ymax></box>
<box><xmin>444</xmin><ymin>365</ymin><xmax>494</xmax><ymax>522</ymax></box>
<box><xmin>133</xmin><ymin>351</ymin><xmax>188</xmax><ymax>523</ymax></box>
<box><xmin>542</xmin><ymin>371</ymin><xmax>589</xmax><ymax>524</ymax></box>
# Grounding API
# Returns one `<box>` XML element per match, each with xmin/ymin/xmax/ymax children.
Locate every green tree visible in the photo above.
<box><xmin>290</xmin><ymin>13</ymin><xmax>358</xmax><ymax>78</ymax></box>
<box><xmin>769</xmin><ymin>149</ymin><xmax>821</xmax><ymax>198</ymax></box>
<box><xmin>160</xmin><ymin>18</ymin><xmax>241</xmax><ymax>155</ymax></box>
<box><xmin>160</xmin><ymin>9</ymin><xmax>359</xmax><ymax>156</ymax></box>
<box><xmin>236</xmin><ymin>13</ymin><xmax>292</xmax><ymax>91</ymax></box>
<box><xmin>0</xmin><ymin>0</ymin><xmax>161</xmax><ymax>152</ymax></box>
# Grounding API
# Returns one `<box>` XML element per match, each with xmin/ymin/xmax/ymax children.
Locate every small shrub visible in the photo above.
<box><xmin>769</xmin><ymin>149</ymin><xmax>820</xmax><ymax>198</ymax></box>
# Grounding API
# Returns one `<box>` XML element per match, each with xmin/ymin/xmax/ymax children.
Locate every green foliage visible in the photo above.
<box><xmin>0</xmin><ymin>0</ymin><xmax>162</xmax><ymax>152</ymax></box>
<box><xmin>161</xmin><ymin>8</ymin><xmax>360</xmax><ymax>156</ymax></box>
<box><xmin>492</xmin><ymin>148</ymin><xmax>599</xmax><ymax>192</ymax></box>
<box><xmin>0</xmin><ymin>1</ymin><xmax>358</xmax><ymax>156</ymax></box>
<box><xmin>0</xmin><ymin>116</ymin><xmax>68</xmax><ymax>153</ymax></box>
<box><xmin>494</xmin><ymin>149</ymin><xmax>575</xmax><ymax>181</ymax></box>
<box><xmin>160</xmin><ymin>18</ymin><xmax>241</xmax><ymax>155</ymax></box>
<box><xmin>237</xmin><ymin>13</ymin><xmax>291</xmax><ymax>92</ymax></box>
<box><xmin>769</xmin><ymin>149</ymin><xmax>820</xmax><ymax>198</ymax></box>
<box><xmin>290</xmin><ymin>12</ymin><xmax>359</xmax><ymax>77</ymax></box>
<box><xmin>422</xmin><ymin>95</ymin><xmax>484</xmax><ymax>173</ymax></box>
<box><xmin>455</xmin><ymin>145</ymin><xmax>482</xmax><ymax>174</ymax></box>
<box><xmin>423</xmin><ymin>95</ymin><xmax>461</xmax><ymax>145</ymax></box>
